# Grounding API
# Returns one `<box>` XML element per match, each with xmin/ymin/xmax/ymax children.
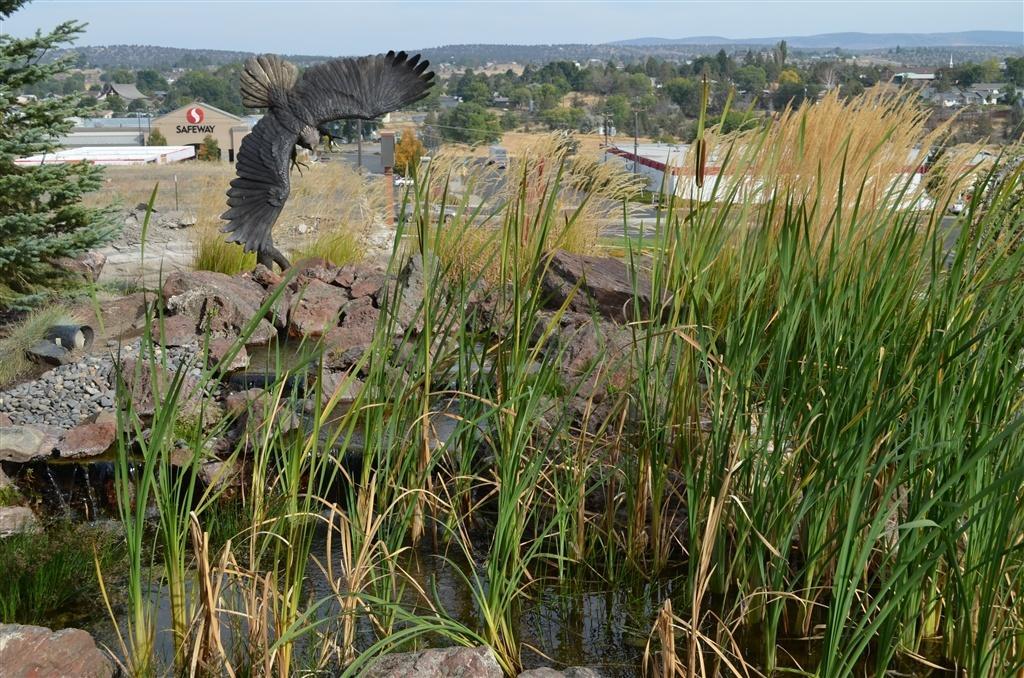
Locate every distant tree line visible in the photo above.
<box><xmin>16</xmin><ymin>45</ymin><xmax>1024</xmax><ymax>146</ymax></box>
<box><xmin>433</xmin><ymin>45</ymin><xmax>1023</xmax><ymax>145</ymax></box>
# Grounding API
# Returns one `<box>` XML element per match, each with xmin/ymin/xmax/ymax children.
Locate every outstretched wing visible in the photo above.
<box><xmin>221</xmin><ymin>114</ymin><xmax>297</xmax><ymax>253</ymax></box>
<box><xmin>291</xmin><ymin>51</ymin><xmax>434</xmax><ymax>124</ymax></box>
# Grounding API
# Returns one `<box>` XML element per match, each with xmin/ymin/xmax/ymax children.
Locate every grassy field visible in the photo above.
<box><xmin>18</xmin><ymin>91</ymin><xmax>1023</xmax><ymax>677</ymax></box>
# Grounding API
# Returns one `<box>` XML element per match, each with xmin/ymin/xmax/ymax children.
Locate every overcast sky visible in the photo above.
<box><xmin>2</xmin><ymin>1</ymin><xmax>1022</xmax><ymax>55</ymax></box>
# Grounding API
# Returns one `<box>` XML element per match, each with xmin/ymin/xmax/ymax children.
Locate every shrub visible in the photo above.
<box><xmin>192</xmin><ymin>224</ymin><xmax>257</xmax><ymax>275</ymax></box>
<box><xmin>290</xmin><ymin>228</ymin><xmax>364</xmax><ymax>266</ymax></box>
<box><xmin>198</xmin><ymin>134</ymin><xmax>221</xmax><ymax>161</ymax></box>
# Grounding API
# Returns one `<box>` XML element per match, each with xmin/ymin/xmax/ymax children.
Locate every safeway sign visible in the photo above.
<box><xmin>177</xmin><ymin>106</ymin><xmax>215</xmax><ymax>134</ymax></box>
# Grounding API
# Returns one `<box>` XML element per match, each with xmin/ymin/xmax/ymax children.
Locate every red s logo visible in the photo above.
<box><xmin>186</xmin><ymin>107</ymin><xmax>205</xmax><ymax>124</ymax></box>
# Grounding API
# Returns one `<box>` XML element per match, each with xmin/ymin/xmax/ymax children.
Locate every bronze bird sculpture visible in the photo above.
<box><xmin>222</xmin><ymin>51</ymin><xmax>434</xmax><ymax>270</ymax></box>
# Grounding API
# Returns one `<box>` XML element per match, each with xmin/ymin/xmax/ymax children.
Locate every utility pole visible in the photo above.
<box><xmin>633</xmin><ymin>108</ymin><xmax>639</xmax><ymax>175</ymax></box>
<box><xmin>632</xmin><ymin>98</ymin><xmax>645</xmax><ymax>176</ymax></box>
<box><xmin>603</xmin><ymin>111</ymin><xmax>609</xmax><ymax>162</ymax></box>
<box><xmin>356</xmin><ymin>119</ymin><xmax>363</xmax><ymax>171</ymax></box>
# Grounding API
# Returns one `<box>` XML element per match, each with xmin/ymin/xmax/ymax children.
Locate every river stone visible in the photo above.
<box><xmin>250</xmin><ymin>264</ymin><xmax>291</xmax><ymax>329</ymax></box>
<box><xmin>117</xmin><ymin>357</ymin><xmax>213</xmax><ymax>426</ymax></box>
<box><xmin>158</xmin><ymin>209</ymin><xmax>197</xmax><ymax>229</ymax></box>
<box><xmin>288</xmin><ymin>278</ymin><xmax>349</xmax><ymax>338</ymax></box>
<box><xmin>198</xmin><ymin>459</ymin><xmax>244</xmax><ymax>496</ymax></box>
<box><xmin>158</xmin><ymin>314</ymin><xmax>200</xmax><ymax>347</ymax></box>
<box><xmin>57</xmin><ymin>411</ymin><xmax>117</xmax><ymax>459</ymax></box>
<box><xmin>349</xmin><ymin>268</ymin><xmax>387</xmax><ymax>300</ymax></box>
<box><xmin>391</xmin><ymin>253</ymin><xmax>428</xmax><ymax>333</ymax></box>
<box><xmin>249</xmin><ymin>263</ymin><xmax>282</xmax><ymax>289</ymax></box>
<box><xmin>290</xmin><ymin>257</ymin><xmax>338</xmax><ymax>284</ymax></box>
<box><xmin>224</xmin><ymin>388</ymin><xmax>268</xmax><ymax>418</ymax></box>
<box><xmin>0</xmin><ymin>623</ymin><xmax>114</xmax><ymax>677</ymax></box>
<box><xmin>0</xmin><ymin>506</ymin><xmax>41</xmax><ymax>537</ymax></box>
<box><xmin>323</xmin><ymin>297</ymin><xmax>381</xmax><ymax>370</ymax></box>
<box><xmin>362</xmin><ymin>646</ymin><xmax>502</xmax><ymax>678</ymax></box>
<box><xmin>0</xmin><ymin>425</ymin><xmax>58</xmax><ymax>462</ymax></box>
<box><xmin>313</xmin><ymin>371</ymin><xmax>364</xmax><ymax>405</ymax></box>
<box><xmin>518</xmin><ymin>669</ymin><xmax>604</xmax><ymax>678</ymax></box>
<box><xmin>209</xmin><ymin>337</ymin><xmax>250</xmax><ymax>371</ymax></box>
<box><xmin>97</xmin><ymin>292</ymin><xmax>150</xmax><ymax>336</ymax></box>
<box><xmin>540</xmin><ymin>250</ymin><xmax>651</xmax><ymax>323</ymax></box>
<box><xmin>27</xmin><ymin>339</ymin><xmax>72</xmax><ymax>366</ymax></box>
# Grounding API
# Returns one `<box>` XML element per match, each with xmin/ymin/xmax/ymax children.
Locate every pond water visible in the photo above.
<box><xmin>12</xmin><ymin>458</ymin><xmax>954</xmax><ymax>677</ymax></box>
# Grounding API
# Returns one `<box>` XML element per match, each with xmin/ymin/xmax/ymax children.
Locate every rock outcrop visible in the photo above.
<box><xmin>56</xmin><ymin>411</ymin><xmax>117</xmax><ymax>459</ymax></box>
<box><xmin>0</xmin><ymin>624</ymin><xmax>114</xmax><ymax>677</ymax></box>
<box><xmin>362</xmin><ymin>646</ymin><xmax>502</xmax><ymax>678</ymax></box>
<box><xmin>0</xmin><ymin>506</ymin><xmax>40</xmax><ymax>537</ymax></box>
<box><xmin>162</xmin><ymin>270</ymin><xmax>276</xmax><ymax>346</ymax></box>
<box><xmin>0</xmin><ymin>424</ymin><xmax>59</xmax><ymax>462</ymax></box>
<box><xmin>540</xmin><ymin>250</ymin><xmax>651</xmax><ymax>323</ymax></box>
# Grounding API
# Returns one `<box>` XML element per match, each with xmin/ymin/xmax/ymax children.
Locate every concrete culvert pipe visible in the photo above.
<box><xmin>44</xmin><ymin>325</ymin><xmax>95</xmax><ymax>352</ymax></box>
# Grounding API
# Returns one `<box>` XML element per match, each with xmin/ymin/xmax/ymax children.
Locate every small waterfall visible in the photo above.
<box><xmin>83</xmin><ymin>465</ymin><xmax>100</xmax><ymax>521</ymax></box>
<box><xmin>46</xmin><ymin>465</ymin><xmax>70</xmax><ymax>515</ymax></box>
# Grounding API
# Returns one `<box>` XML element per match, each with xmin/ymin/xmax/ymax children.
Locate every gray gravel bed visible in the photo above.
<box><xmin>0</xmin><ymin>340</ymin><xmax>202</xmax><ymax>430</ymax></box>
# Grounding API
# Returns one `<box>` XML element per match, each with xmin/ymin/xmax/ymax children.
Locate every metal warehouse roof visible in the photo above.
<box><xmin>70</xmin><ymin>116</ymin><xmax>154</xmax><ymax>129</ymax></box>
<box><xmin>60</xmin><ymin>129</ymin><xmax>146</xmax><ymax>148</ymax></box>
<box><xmin>15</xmin><ymin>146</ymin><xmax>195</xmax><ymax>166</ymax></box>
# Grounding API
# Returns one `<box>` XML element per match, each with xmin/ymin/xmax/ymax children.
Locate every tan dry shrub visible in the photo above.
<box><xmin>679</xmin><ymin>88</ymin><xmax>983</xmax><ymax>243</ymax></box>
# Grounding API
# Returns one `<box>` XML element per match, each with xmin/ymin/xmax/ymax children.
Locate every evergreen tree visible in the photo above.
<box><xmin>0</xmin><ymin>1</ymin><xmax>117</xmax><ymax>307</ymax></box>
<box><xmin>147</xmin><ymin>128</ymin><xmax>167</xmax><ymax>146</ymax></box>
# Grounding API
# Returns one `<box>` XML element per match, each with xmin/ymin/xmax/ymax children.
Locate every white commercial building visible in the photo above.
<box><xmin>605</xmin><ymin>143</ymin><xmax>948</xmax><ymax>209</ymax></box>
<box><xmin>15</xmin><ymin>145</ymin><xmax>195</xmax><ymax>166</ymax></box>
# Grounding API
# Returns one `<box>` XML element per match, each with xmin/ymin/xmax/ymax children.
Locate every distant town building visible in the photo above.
<box><xmin>97</xmin><ymin>82</ymin><xmax>148</xmax><ymax>102</ymax></box>
<box><xmin>920</xmin><ymin>83</ymin><xmax>1010</xmax><ymax>108</ymax></box>
<box><xmin>894</xmin><ymin>72</ymin><xmax>936</xmax><ymax>84</ymax></box>
<box><xmin>149</xmin><ymin>102</ymin><xmax>255</xmax><ymax>162</ymax></box>
<box><xmin>964</xmin><ymin>83</ymin><xmax>1009</xmax><ymax>106</ymax></box>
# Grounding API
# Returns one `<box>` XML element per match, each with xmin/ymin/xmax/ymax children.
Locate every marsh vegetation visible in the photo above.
<box><xmin>4</xmin><ymin>91</ymin><xmax>1024</xmax><ymax>678</ymax></box>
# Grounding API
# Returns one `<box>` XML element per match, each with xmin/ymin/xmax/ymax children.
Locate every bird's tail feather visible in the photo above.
<box><xmin>240</xmin><ymin>54</ymin><xmax>298</xmax><ymax>109</ymax></box>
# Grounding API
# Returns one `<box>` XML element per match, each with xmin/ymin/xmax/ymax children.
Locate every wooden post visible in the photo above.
<box><xmin>380</xmin><ymin>131</ymin><xmax>396</xmax><ymax>227</ymax></box>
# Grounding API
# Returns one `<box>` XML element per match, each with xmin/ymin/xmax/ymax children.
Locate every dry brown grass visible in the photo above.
<box><xmin>420</xmin><ymin>132</ymin><xmax>645</xmax><ymax>284</ymax></box>
<box><xmin>682</xmin><ymin>89</ymin><xmax>984</xmax><ymax>241</ymax></box>
<box><xmin>86</xmin><ymin>161</ymin><xmax>387</xmax><ymax>273</ymax></box>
